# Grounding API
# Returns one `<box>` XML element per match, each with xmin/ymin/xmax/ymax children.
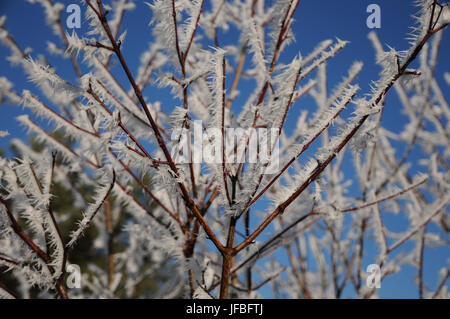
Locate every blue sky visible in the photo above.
<box><xmin>0</xmin><ymin>0</ymin><xmax>448</xmax><ymax>298</ymax></box>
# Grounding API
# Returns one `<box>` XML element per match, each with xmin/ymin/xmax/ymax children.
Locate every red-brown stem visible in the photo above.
<box><xmin>93</xmin><ymin>79</ymin><xmax>164</xmax><ymax>134</ymax></box>
<box><xmin>340</xmin><ymin>177</ymin><xmax>428</xmax><ymax>213</ymax></box>
<box><xmin>104</xmin><ymin>2</ymin><xmax>127</xmax><ymax>67</ymax></box>
<box><xmin>24</xmin><ymin>117</ymin><xmax>100</xmax><ymax>169</ymax></box>
<box><xmin>104</xmin><ymin>199</ymin><xmax>114</xmax><ymax>288</ymax></box>
<box><xmin>234</xmin><ymin>0</ymin><xmax>300</xmax><ymax>178</ymax></box>
<box><xmin>0</xmin><ymin>256</ymin><xmax>19</xmax><ymax>267</ymax></box>
<box><xmin>418</xmin><ymin>228</ymin><xmax>426</xmax><ymax>299</ymax></box>
<box><xmin>48</xmin><ymin>154</ymin><xmax>69</xmax><ymax>298</ymax></box>
<box><xmin>355</xmin><ymin>218</ymin><xmax>367</xmax><ymax>292</ymax></box>
<box><xmin>219</xmin><ymin>217</ymin><xmax>237</xmax><ymax>298</ymax></box>
<box><xmin>0</xmin><ymin>193</ymin><xmax>67</xmax><ymax>299</ymax></box>
<box><xmin>237</xmin><ymin>62</ymin><xmax>305</xmax><ymax>214</ymax></box>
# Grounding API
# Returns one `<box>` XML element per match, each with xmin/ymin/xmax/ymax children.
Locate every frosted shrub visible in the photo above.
<box><xmin>0</xmin><ymin>0</ymin><xmax>449</xmax><ymax>299</ymax></box>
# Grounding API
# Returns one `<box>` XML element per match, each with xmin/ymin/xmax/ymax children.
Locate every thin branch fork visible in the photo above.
<box><xmin>11</xmin><ymin>0</ymin><xmax>446</xmax><ymax>300</ymax></box>
<box><xmin>170</xmin><ymin>0</ymin><xmax>184</xmax><ymax>75</ymax></box>
<box><xmin>235</xmin><ymin>61</ymin><xmax>305</xmax><ymax>217</ymax></box>
<box><xmin>245</xmin><ymin>84</ymin><xmax>355</xmax><ymax>212</ymax></box>
<box><xmin>234</xmin><ymin>14</ymin><xmax>449</xmax><ymax>256</ymax></box>
<box><xmin>87</xmin><ymin>41</ymin><xmax>115</xmax><ymax>51</ymax></box>
<box><xmin>208</xmin><ymin>211</ymin><xmax>318</xmax><ymax>293</ymax></box>
<box><xmin>220</xmin><ymin>56</ymin><xmax>232</xmax><ymax>207</ymax></box>
<box><xmin>109</xmin><ymin>150</ymin><xmax>184</xmax><ymax>230</ymax></box>
<box><xmin>334</xmin><ymin>176</ymin><xmax>428</xmax><ymax>214</ymax></box>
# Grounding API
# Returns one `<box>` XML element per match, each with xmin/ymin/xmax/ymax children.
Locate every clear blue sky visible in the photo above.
<box><xmin>0</xmin><ymin>0</ymin><xmax>448</xmax><ymax>298</ymax></box>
